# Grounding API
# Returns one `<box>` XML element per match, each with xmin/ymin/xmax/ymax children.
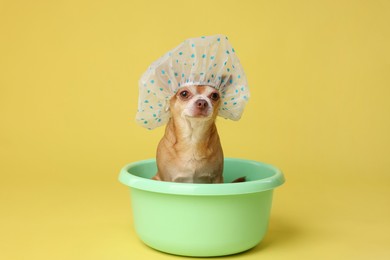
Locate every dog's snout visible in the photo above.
<box><xmin>196</xmin><ymin>99</ymin><xmax>208</xmax><ymax>109</ymax></box>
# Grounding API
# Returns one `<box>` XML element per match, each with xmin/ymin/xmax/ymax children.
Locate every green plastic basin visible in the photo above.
<box><xmin>119</xmin><ymin>158</ymin><xmax>285</xmax><ymax>257</ymax></box>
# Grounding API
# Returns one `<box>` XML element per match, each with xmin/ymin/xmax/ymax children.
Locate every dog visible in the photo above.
<box><xmin>153</xmin><ymin>85</ymin><xmax>224</xmax><ymax>183</ymax></box>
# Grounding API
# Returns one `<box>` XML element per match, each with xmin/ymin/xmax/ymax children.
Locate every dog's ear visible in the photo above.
<box><xmin>166</xmin><ymin>99</ymin><xmax>171</xmax><ymax>112</ymax></box>
<box><xmin>220</xmin><ymin>74</ymin><xmax>233</xmax><ymax>88</ymax></box>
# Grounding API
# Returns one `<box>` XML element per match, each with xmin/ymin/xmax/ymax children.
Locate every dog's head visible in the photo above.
<box><xmin>170</xmin><ymin>85</ymin><xmax>221</xmax><ymax>121</ymax></box>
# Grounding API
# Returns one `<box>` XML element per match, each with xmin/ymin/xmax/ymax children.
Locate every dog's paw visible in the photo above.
<box><xmin>232</xmin><ymin>176</ymin><xmax>246</xmax><ymax>183</ymax></box>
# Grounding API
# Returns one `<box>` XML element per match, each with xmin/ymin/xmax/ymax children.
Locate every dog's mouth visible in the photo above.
<box><xmin>183</xmin><ymin>105</ymin><xmax>213</xmax><ymax>119</ymax></box>
<box><xmin>186</xmin><ymin>108</ymin><xmax>213</xmax><ymax>118</ymax></box>
<box><xmin>185</xmin><ymin>113</ymin><xmax>212</xmax><ymax>119</ymax></box>
<box><xmin>193</xmin><ymin>110</ymin><xmax>212</xmax><ymax>117</ymax></box>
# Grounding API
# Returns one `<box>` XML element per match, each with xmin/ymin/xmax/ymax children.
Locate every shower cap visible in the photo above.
<box><xmin>136</xmin><ymin>34</ymin><xmax>249</xmax><ymax>129</ymax></box>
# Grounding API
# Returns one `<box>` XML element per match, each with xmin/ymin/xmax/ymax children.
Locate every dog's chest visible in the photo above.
<box><xmin>169</xmin><ymin>145</ymin><xmax>220</xmax><ymax>182</ymax></box>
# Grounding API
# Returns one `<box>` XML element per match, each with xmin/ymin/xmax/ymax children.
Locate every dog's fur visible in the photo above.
<box><xmin>153</xmin><ymin>85</ymin><xmax>223</xmax><ymax>183</ymax></box>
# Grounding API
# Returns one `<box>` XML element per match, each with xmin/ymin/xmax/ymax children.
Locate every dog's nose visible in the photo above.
<box><xmin>196</xmin><ymin>99</ymin><xmax>208</xmax><ymax>109</ymax></box>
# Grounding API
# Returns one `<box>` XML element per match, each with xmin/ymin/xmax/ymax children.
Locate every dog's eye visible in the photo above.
<box><xmin>179</xmin><ymin>90</ymin><xmax>189</xmax><ymax>99</ymax></box>
<box><xmin>210</xmin><ymin>92</ymin><xmax>220</xmax><ymax>101</ymax></box>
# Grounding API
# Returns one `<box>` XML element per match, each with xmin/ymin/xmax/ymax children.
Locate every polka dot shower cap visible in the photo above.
<box><xmin>136</xmin><ymin>34</ymin><xmax>250</xmax><ymax>129</ymax></box>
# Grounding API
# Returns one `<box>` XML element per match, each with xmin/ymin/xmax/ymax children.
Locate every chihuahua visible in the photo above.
<box><xmin>153</xmin><ymin>85</ymin><xmax>224</xmax><ymax>183</ymax></box>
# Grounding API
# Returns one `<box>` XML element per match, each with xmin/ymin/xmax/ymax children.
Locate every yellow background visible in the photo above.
<box><xmin>1</xmin><ymin>0</ymin><xmax>389</xmax><ymax>259</ymax></box>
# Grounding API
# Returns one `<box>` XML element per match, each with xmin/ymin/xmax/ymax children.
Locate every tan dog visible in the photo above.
<box><xmin>153</xmin><ymin>85</ymin><xmax>224</xmax><ymax>183</ymax></box>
